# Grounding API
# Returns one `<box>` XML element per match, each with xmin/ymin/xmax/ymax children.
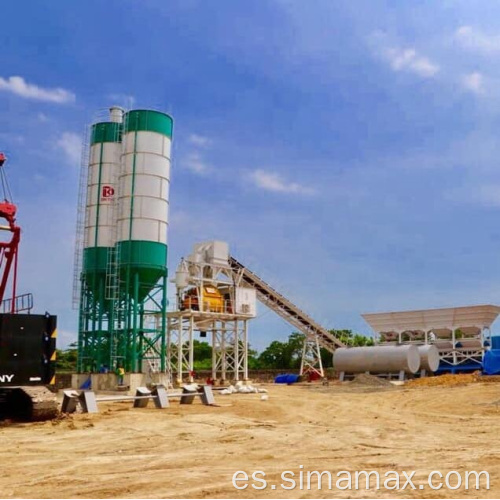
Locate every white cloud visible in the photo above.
<box><xmin>385</xmin><ymin>47</ymin><xmax>439</xmax><ymax>78</ymax></box>
<box><xmin>37</xmin><ymin>112</ymin><xmax>49</xmax><ymax>122</ymax></box>
<box><xmin>455</xmin><ymin>26</ymin><xmax>500</xmax><ymax>53</ymax></box>
<box><xmin>250</xmin><ymin>169</ymin><xmax>314</xmax><ymax>195</ymax></box>
<box><xmin>56</xmin><ymin>132</ymin><xmax>82</xmax><ymax>165</ymax></box>
<box><xmin>183</xmin><ymin>152</ymin><xmax>209</xmax><ymax>174</ymax></box>
<box><xmin>476</xmin><ymin>185</ymin><xmax>500</xmax><ymax>207</ymax></box>
<box><xmin>462</xmin><ymin>72</ymin><xmax>484</xmax><ymax>94</ymax></box>
<box><xmin>477</xmin><ymin>185</ymin><xmax>500</xmax><ymax>207</ymax></box>
<box><xmin>188</xmin><ymin>134</ymin><xmax>211</xmax><ymax>147</ymax></box>
<box><xmin>446</xmin><ymin>184</ymin><xmax>500</xmax><ymax>208</ymax></box>
<box><xmin>0</xmin><ymin>76</ymin><xmax>75</xmax><ymax>103</ymax></box>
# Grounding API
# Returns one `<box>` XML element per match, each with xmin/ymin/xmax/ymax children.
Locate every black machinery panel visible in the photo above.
<box><xmin>0</xmin><ymin>313</ymin><xmax>57</xmax><ymax>386</ymax></box>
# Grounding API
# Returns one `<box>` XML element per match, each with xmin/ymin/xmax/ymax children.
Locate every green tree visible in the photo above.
<box><xmin>258</xmin><ymin>332</ymin><xmax>305</xmax><ymax>369</ymax></box>
<box><xmin>320</xmin><ymin>347</ymin><xmax>333</xmax><ymax>368</ymax></box>
<box><xmin>258</xmin><ymin>340</ymin><xmax>289</xmax><ymax>369</ymax></box>
<box><xmin>329</xmin><ymin>329</ymin><xmax>373</xmax><ymax>346</ymax></box>
<box><xmin>192</xmin><ymin>340</ymin><xmax>212</xmax><ymax>370</ymax></box>
<box><xmin>247</xmin><ymin>346</ymin><xmax>261</xmax><ymax>369</ymax></box>
<box><xmin>191</xmin><ymin>339</ymin><xmax>260</xmax><ymax>370</ymax></box>
<box><xmin>257</xmin><ymin>330</ymin><xmax>374</xmax><ymax>370</ymax></box>
<box><xmin>56</xmin><ymin>343</ymin><xmax>78</xmax><ymax>372</ymax></box>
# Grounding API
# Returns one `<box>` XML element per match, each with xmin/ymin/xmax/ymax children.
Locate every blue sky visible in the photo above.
<box><xmin>2</xmin><ymin>0</ymin><xmax>500</xmax><ymax>350</ymax></box>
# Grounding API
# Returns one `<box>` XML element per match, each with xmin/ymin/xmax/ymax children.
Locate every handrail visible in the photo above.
<box><xmin>1</xmin><ymin>292</ymin><xmax>33</xmax><ymax>314</ymax></box>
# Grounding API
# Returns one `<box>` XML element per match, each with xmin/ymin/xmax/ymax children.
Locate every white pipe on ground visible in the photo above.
<box><xmin>333</xmin><ymin>345</ymin><xmax>421</xmax><ymax>375</ymax></box>
<box><xmin>418</xmin><ymin>345</ymin><xmax>440</xmax><ymax>372</ymax></box>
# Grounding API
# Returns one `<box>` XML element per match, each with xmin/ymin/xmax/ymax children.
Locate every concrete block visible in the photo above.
<box><xmin>152</xmin><ymin>385</ymin><xmax>169</xmax><ymax>408</ymax></box>
<box><xmin>91</xmin><ymin>374</ymin><xmax>119</xmax><ymax>391</ymax></box>
<box><xmin>133</xmin><ymin>387</ymin><xmax>151</xmax><ymax>408</ymax></box>
<box><xmin>79</xmin><ymin>391</ymin><xmax>98</xmax><ymax>413</ymax></box>
<box><xmin>61</xmin><ymin>390</ymin><xmax>79</xmax><ymax>413</ymax></box>
<box><xmin>127</xmin><ymin>373</ymin><xmax>146</xmax><ymax>395</ymax></box>
<box><xmin>71</xmin><ymin>373</ymin><xmax>91</xmax><ymax>390</ymax></box>
<box><xmin>149</xmin><ymin>373</ymin><xmax>171</xmax><ymax>387</ymax></box>
<box><xmin>200</xmin><ymin>385</ymin><xmax>215</xmax><ymax>405</ymax></box>
<box><xmin>180</xmin><ymin>386</ymin><xmax>197</xmax><ymax>405</ymax></box>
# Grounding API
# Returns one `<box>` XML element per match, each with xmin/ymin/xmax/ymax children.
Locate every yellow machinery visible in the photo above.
<box><xmin>181</xmin><ymin>286</ymin><xmax>228</xmax><ymax>313</ymax></box>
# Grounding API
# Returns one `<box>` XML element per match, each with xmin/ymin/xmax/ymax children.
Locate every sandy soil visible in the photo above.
<box><xmin>1</xmin><ymin>380</ymin><xmax>500</xmax><ymax>499</ymax></box>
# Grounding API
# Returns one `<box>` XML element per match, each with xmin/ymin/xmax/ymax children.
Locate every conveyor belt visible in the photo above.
<box><xmin>229</xmin><ymin>256</ymin><xmax>345</xmax><ymax>353</ymax></box>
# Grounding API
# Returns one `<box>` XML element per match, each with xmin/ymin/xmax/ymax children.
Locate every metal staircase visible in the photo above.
<box><xmin>72</xmin><ymin>126</ymin><xmax>90</xmax><ymax>309</ymax></box>
<box><xmin>228</xmin><ymin>256</ymin><xmax>345</xmax><ymax>354</ymax></box>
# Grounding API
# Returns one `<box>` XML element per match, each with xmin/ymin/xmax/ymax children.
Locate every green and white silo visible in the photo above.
<box><xmin>78</xmin><ymin>107</ymin><xmax>123</xmax><ymax>371</ymax></box>
<box><xmin>114</xmin><ymin>109</ymin><xmax>173</xmax><ymax>371</ymax></box>
<box><xmin>83</xmin><ymin>111</ymin><xmax>122</xmax><ymax>290</ymax></box>
<box><xmin>77</xmin><ymin>107</ymin><xmax>172</xmax><ymax>374</ymax></box>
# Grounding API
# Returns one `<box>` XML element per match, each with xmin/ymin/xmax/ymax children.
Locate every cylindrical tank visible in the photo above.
<box><xmin>109</xmin><ymin>106</ymin><xmax>124</xmax><ymax>124</ymax></box>
<box><xmin>116</xmin><ymin>109</ymin><xmax>173</xmax><ymax>299</ymax></box>
<box><xmin>333</xmin><ymin>345</ymin><xmax>421</xmax><ymax>375</ymax></box>
<box><xmin>418</xmin><ymin>345</ymin><xmax>440</xmax><ymax>372</ymax></box>
<box><xmin>82</xmin><ymin>112</ymin><xmax>122</xmax><ymax>295</ymax></box>
<box><xmin>175</xmin><ymin>269</ymin><xmax>189</xmax><ymax>289</ymax></box>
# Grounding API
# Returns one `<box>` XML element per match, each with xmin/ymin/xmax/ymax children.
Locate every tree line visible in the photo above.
<box><xmin>250</xmin><ymin>330</ymin><xmax>373</xmax><ymax>370</ymax></box>
<box><xmin>56</xmin><ymin>330</ymin><xmax>373</xmax><ymax>372</ymax></box>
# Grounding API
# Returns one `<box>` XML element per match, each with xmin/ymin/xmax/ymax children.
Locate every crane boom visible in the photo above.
<box><xmin>0</xmin><ymin>154</ymin><xmax>20</xmax><ymax>312</ymax></box>
<box><xmin>0</xmin><ymin>151</ymin><xmax>57</xmax><ymax>422</ymax></box>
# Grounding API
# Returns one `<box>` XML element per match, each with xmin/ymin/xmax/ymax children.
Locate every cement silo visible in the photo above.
<box><xmin>82</xmin><ymin>109</ymin><xmax>122</xmax><ymax>292</ymax></box>
<box><xmin>77</xmin><ymin>107</ymin><xmax>172</xmax><ymax>374</ymax></box>
<box><xmin>78</xmin><ymin>108</ymin><xmax>122</xmax><ymax>371</ymax></box>
<box><xmin>116</xmin><ymin>109</ymin><xmax>172</xmax><ymax>300</ymax></box>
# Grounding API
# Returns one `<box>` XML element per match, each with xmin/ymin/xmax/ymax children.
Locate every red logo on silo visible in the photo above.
<box><xmin>101</xmin><ymin>185</ymin><xmax>114</xmax><ymax>200</ymax></box>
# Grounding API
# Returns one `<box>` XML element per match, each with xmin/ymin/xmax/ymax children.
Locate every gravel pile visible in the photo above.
<box><xmin>349</xmin><ymin>373</ymin><xmax>392</xmax><ymax>387</ymax></box>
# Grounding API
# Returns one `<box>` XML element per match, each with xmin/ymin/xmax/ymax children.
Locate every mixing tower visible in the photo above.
<box><xmin>167</xmin><ymin>241</ymin><xmax>256</xmax><ymax>384</ymax></box>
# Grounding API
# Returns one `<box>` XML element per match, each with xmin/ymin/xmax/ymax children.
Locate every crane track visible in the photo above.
<box><xmin>23</xmin><ymin>387</ymin><xmax>59</xmax><ymax>421</ymax></box>
<box><xmin>0</xmin><ymin>386</ymin><xmax>58</xmax><ymax>422</ymax></box>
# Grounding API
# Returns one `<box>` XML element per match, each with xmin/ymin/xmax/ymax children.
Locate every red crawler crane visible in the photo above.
<box><xmin>0</xmin><ymin>152</ymin><xmax>57</xmax><ymax>422</ymax></box>
<box><xmin>0</xmin><ymin>153</ymin><xmax>20</xmax><ymax>313</ymax></box>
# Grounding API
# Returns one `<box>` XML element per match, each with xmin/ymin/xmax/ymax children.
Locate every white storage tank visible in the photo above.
<box><xmin>82</xmin><ymin>109</ymin><xmax>122</xmax><ymax>295</ymax></box>
<box><xmin>116</xmin><ymin>109</ymin><xmax>173</xmax><ymax>299</ymax></box>
<box><xmin>418</xmin><ymin>345</ymin><xmax>440</xmax><ymax>372</ymax></box>
<box><xmin>333</xmin><ymin>345</ymin><xmax>421</xmax><ymax>375</ymax></box>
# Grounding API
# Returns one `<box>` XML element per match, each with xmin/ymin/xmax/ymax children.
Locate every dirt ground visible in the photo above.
<box><xmin>1</xmin><ymin>379</ymin><xmax>500</xmax><ymax>499</ymax></box>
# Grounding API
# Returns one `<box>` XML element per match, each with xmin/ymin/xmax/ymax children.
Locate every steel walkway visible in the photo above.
<box><xmin>229</xmin><ymin>256</ymin><xmax>345</xmax><ymax>353</ymax></box>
